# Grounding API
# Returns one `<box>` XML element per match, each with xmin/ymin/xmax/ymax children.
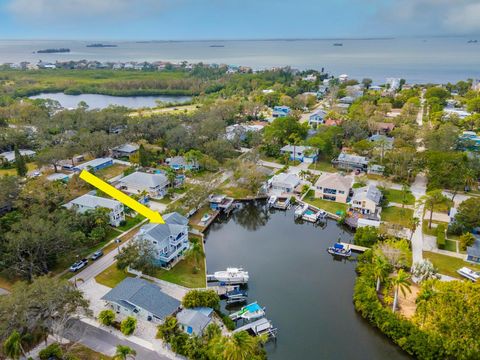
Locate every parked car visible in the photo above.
<box><xmin>91</xmin><ymin>250</ymin><xmax>104</xmax><ymax>261</ymax></box>
<box><xmin>69</xmin><ymin>259</ymin><xmax>88</xmax><ymax>272</ymax></box>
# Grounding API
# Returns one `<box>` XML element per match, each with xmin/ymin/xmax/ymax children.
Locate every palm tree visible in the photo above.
<box><xmin>391</xmin><ymin>269</ymin><xmax>412</xmax><ymax>313</ymax></box>
<box><xmin>420</xmin><ymin>190</ymin><xmax>449</xmax><ymax>229</ymax></box>
<box><xmin>3</xmin><ymin>331</ymin><xmax>25</xmax><ymax>360</ymax></box>
<box><xmin>372</xmin><ymin>256</ymin><xmax>391</xmax><ymax>292</ymax></box>
<box><xmin>288</xmin><ymin>134</ymin><xmax>302</xmax><ymax>163</ymax></box>
<box><xmin>400</xmin><ymin>183</ymin><xmax>410</xmax><ymax>209</ymax></box>
<box><xmin>216</xmin><ymin>331</ymin><xmax>259</xmax><ymax>360</ymax></box>
<box><xmin>408</xmin><ymin>217</ymin><xmax>420</xmax><ymax>242</ymax></box>
<box><xmin>187</xmin><ymin>238</ymin><xmax>205</xmax><ymax>272</ymax></box>
<box><xmin>114</xmin><ymin>345</ymin><xmax>137</xmax><ymax>360</ymax></box>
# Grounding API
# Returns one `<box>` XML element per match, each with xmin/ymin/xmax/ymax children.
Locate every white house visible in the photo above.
<box><xmin>112</xmin><ymin>143</ymin><xmax>139</xmax><ymax>158</ymax></box>
<box><xmin>135</xmin><ymin>212</ymin><xmax>189</xmax><ymax>267</ymax></box>
<box><xmin>270</xmin><ymin>173</ymin><xmax>301</xmax><ymax>194</ymax></box>
<box><xmin>101</xmin><ymin>278</ymin><xmax>180</xmax><ymax>323</ymax></box>
<box><xmin>117</xmin><ymin>171</ymin><xmax>169</xmax><ymax>199</ymax></box>
<box><xmin>314</xmin><ymin>173</ymin><xmax>353</xmax><ymax>203</ymax></box>
<box><xmin>308</xmin><ymin>109</ymin><xmax>327</xmax><ymax>127</ymax></box>
<box><xmin>280</xmin><ymin>145</ymin><xmax>318</xmax><ymax>163</ymax></box>
<box><xmin>350</xmin><ymin>185</ymin><xmax>382</xmax><ymax>215</ymax></box>
<box><xmin>0</xmin><ymin>149</ymin><xmax>36</xmax><ymax>163</ymax></box>
<box><xmin>64</xmin><ymin>194</ymin><xmax>125</xmax><ymax>227</ymax></box>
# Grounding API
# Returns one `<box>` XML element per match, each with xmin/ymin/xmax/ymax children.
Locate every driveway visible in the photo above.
<box><xmin>410</xmin><ymin>173</ymin><xmax>427</xmax><ymax>264</ymax></box>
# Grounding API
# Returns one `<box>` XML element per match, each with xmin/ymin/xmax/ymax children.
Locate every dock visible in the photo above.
<box><xmin>233</xmin><ymin>318</ymin><xmax>277</xmax><ymax>339</ymax></box>
<box><xmin>340</xmin><ymin>242</ymin><xmax>369</xmax><ymax>252</ymax></box>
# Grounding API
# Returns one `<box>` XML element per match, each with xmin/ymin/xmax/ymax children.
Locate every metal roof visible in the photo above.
<box><xmin>101</xmin><ymin>278</ymin><xmax>180</xmax><ymax>320</ymax></box>
<box><xmin>74</xmin><ymin>157</ymin><xmax>113</xmax><ymax>171</ymax></box>
<box><xmin>119</xmin><ymin>171</ymin><xmax>168</xmax><ymax>188</ymax></box>
<box><xmin>176</xmin><ymin>308</ymin><xmax>212</xmax><ymax>335</ymax></box>
<box><xmin>467</xmin><ymin>240</ymin><xmax>480</xmax><ymax>258</ymax></box>
<box><xmin>114</xmin><ymin>143</ymin><xmax>139</xmax><ymax>153</ymax></box>
<box><xmin>65</xmin><ymin>194</ymin><xmax>121</xmax><ymax>210</ymax></box>
<box><xmin>0</xmin><ymin>149</ymin><xmax>36</xmax><ymax>162</ymax></box>
<box><xmin>351</xmin><ymin>185</ymin><xmax>382</xmax><ymax>204</ymax></box>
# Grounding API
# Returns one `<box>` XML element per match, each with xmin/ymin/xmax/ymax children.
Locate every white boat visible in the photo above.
<box><xmin>200</xmin><ymin>213</ymin><xmax>212</xmax><ymax>223</ymax></box>
<box><xmin>267</xmin><ymin>195</ymin><xmax>277</xmax><ymax>208</ymax></box>
<box><xmin>457</xmin><ymin>267</ymin><xmax>480</xmax><ymax>282</ymax></box>
<box><xmin>210</xmin><ymin>267</ymin><xmax>249</xmax><ymax>284</ymax></box>
<box><xmin>272</xmin><ymin>196</ymin><xmax>290</xmax><ymax>210</ymax></box>
<box><xmin>229</xmin><ymin>302</ymin><xmax>265</xmax><ymax>321</ymax></box>
<box><xmin>294</xmin><ymin>203</ymin><xmax>308</xmax><ymax>218</ymax></box>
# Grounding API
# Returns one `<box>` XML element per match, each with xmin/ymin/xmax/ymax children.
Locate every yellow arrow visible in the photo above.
<box><xmin>79</xmin><ymin>170</ymin><xmax>165</xmax><ymax>224</ymax></box>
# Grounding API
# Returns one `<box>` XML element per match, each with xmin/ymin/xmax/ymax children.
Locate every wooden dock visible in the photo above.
<box><xmin>340</xmin><ymin>242</ymin><xmax>369</xmax><ymax>253</ymax></box>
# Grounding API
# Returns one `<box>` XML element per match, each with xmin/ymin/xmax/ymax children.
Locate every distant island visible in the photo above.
<box><xmin>467</xmin><ymin>40</ymin><xmax>478</xmax><ymax>44</ymax></box>
<box><xmin>209</xmin><ymin>45</ymin><xmax>225</xmax><ymax>48</ymax></box>
<box><xmin>36</xmin><ymin>48</ymin><xmax>70</xmax><ymax>53</ymax></box>
<box><xmin>333</xmin><ymin>43</ymin><xmax>343</xmax><ymax>46</ymax></box>
<box><xmin>86</xmin><ymin>43</ymin><xmax>118</xmax><ymax>48</ymax></box>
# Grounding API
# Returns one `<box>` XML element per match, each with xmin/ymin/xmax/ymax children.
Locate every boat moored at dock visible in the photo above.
<box><xmin>327</xmin><ymin>243</ymin><xmax>352</xmax><ymax>258</ymax></box>
<box><xmin>229</xmin><ymin>302</ymin><xmax>265</xmax><ymax>321</ymax></box>
<box><xmin>295</xmin><ymin>202</ymin><xmax>326</xmax><ymax>222</ymax></box>
<box><xmin>233</xmin><ymin>317</ymin><xmax>277</xmax><ymax>340</ymax></box>
<box><xmin>269</xmin><ymin>196</ymin><xmax>291</xmax><ymax>210</ymax></box>
<box><xmin>207</xmin><ymin>267</ymin><xmax>249</xmax><ymax>284</ymax></box>
<box><xmin>457</xmin><ymin>267</ymin><xmax>480</xmax><ymax>282</ymax></box>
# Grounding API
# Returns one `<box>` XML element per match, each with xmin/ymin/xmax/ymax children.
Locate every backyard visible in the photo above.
<box><xmin>381</xmin><ymin>188</ymin><xmax>415</xmax><ymax>205</ymax></box>
<box><xmin>381</xmin><ymin>206</ymin><xmax>414</xmax><ymax>227</ymax></box>
<box><xmin>95</xmin><ymin>163</ymin><xmax>129</xmax><ymax>180</ymax></box>
<box><xmin>95</xmin><ymin>263</ymin><xmax>134</xmax><ymax>288</ymax></box>
<box><xmin>304</xmin><ymin>190</ymin><xmax>349</xmax><ymax>214</ymax></box>
<box><xmin>424</xmin><ymin>251</ymin><xmax>480</xmax><ymax>279</ymax></box>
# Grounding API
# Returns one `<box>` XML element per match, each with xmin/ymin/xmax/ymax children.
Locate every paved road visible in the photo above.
<box><xmin>64</xmin><ymin>319</ymin><xmax>169</xmax><ymax>360</ymax></box>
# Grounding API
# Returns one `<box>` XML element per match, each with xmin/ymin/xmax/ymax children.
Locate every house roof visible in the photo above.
<box><xmin>114</xmin><ymin>143</ymin><xmax>139</xmax><ymax>154</ymax></box>
<box><xmin>101</xmin><ymin>278</ymin><xmax>180</xmax><ymax>320</ymax></box>
<box><xmin>176</xmin><ymin>308</ymin><xmax>212</xmax><ymax>334</ymax></box>
<box><xmin>467</xmin><ymin>240</ymin><xmax>480</xmax><ymax>258</ymax></box>
<box><xmin>280</xmin><ymin>145</ymin><xmax>317</xmax><ymax>154</ymax></box>
<box><xmin>0</xmin><ymin>149</ymin><xmax>36</xmax><ymax>162</ymax></box>
<box><xmin>271</xmin><ymin>173</ymin><xmax>300</xmax><ymax>188</ymax></box>
<box><xmin>139</xmin><ymin>212</ymin><xmax>188</xmax><ymax>242</ymax></box>
<box><xmin>315</xmin><ymin>173</ymin><xmax>353</xmax><ymax>191</ymax></box>
<box><xmin>163</xmin><ymin>212</ymin><xmax>189</xmax><ymax>226</ymax></box>
<box><xmin>351</xmin><ymin>185</ymin><xmax>382</xmax><ymax>204</ymax></box>
<box><xmin>336</xmin><ymin>153</ymin><xmax>369</xmax><ymax>165</ymax></box>
<box><xmin>168</xmin><ymin>156</ymin><xmax>187</xmax><ymax>166</ymax></box>
<box><xmin>119</xmin><ymin>171</ymin><xmax>169</xmax><ymax>188</ymax></box>
<box><xmin>74</xmin><ymin>157</ymin><xmax>112</xmax><ymax>171</ymax></box>
<box><xmin>65</xmin><ymin>194</ymin><xmax>121</xmax><ymax>211</ymax></box>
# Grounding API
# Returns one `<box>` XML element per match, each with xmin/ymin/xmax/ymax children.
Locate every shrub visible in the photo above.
<box><xmin>182</xmin><ymin>290</ymin><xmax>220</xmax><ymax>310</ymax></box>
<box><xmin>436</xmin><ymin>224</ymin><xmax>445</xmax><ymax>249</ymax></box>
<box><xmin>120</xmin><ymin>316</ymin><xmax>137</xmax><ymax>336</ymax></box>
<box><xmin>354</xmin><ymin>226</ymin><xmax>380</xmax><ymax>247</ymax></box>
<box><xmin>98</xmin><ymin>309</ymin><xmax>115</xmax><ymax>326</ymax></box>
<box><xmin>459</xmin><ymin>232</ymin><xmax>476</xmax><ymax>251</ymax></box>
<box><xmin>39</xmin><ymin>343</ymin><xmax>63</xmax><ymax>360</ymax></box>
<box><xmin>215</xmin><ymin>309</ymin><xmax>236</xmax><ymax>331</ymax></box>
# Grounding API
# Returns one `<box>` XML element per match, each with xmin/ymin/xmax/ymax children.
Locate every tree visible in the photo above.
<box><xmin>372</xmin><ymin>255</ymin><xmax>391</xmax><ymax>292</ymax></box>
<box><xmin>156</xmin><ymin>316</ymin><xmax>180</xmax><ymax>342</ymax></box>
<box><xmin>411</xmin><ymin>260</ymin><xmax>439</xmax><ymax>283</ymax></box>
<box><xmin>98</xmin><ymin>309</ymin><xmax>115</xmax><ymax>326</ymax></box>
<box><xmin>2</xmin><ymin>331</ymin><xmax>25</xmax><ymax>360</ymax></box>
<box><xmin>354</xmin><ymin>226</ymin><xmax>379</xmax><ymax>247</ymax></box>
<box><xmin>466</xmin><ymin>96</ymin><xmax>480</xmax><ymax>113</ymax></box>
<box><xmin>375</xmin><ymin>238</ymin><xmax>410</xmax><ymax>269</ymax></box>
<box><xmin>182</xmin><ymin>290</ymin><xmax>220</xmax><ymax>310</ymax></box>
<box><xmin>455</xmin><ymin>197</ymin><xmax>480</xmax><ymax>232</ymax></box>
<box><xmin>114</xmin><ymin>345</ymin><xmax>137</xmax><ymax>360</ymax></box>
<box><xmin>362</xmin><ymin>78</ymin><xmax>373</xmax><ymax>89</ymax></box>
<box><xmin>408</xmin><ymin>217</ymin><xmax>420</xmax><ymax>242</ymax></box>
<box><xmin>211</xmin><ymin>330</ymin><xmax>264</xmax><ymax>360</ymax></box>
<box><xmin>421</xmin><ymin>190</ymin><xmax>449</xmax><ymax>229</ymax></box>
<box><xmin>120</xmin><ymin>317</ymin><xmax>137</xmax><ymax>336</ymax></box>
<box><xmin>459</xmin><ymin>232</ymin><xmax>476</xmax><ymax>251</ymax></box>
<box><xmin>138</xmin><ymin>144</ymin><xmax>150</xmax><ymax>167</ymax></box>
<box><xmin>115</xmin><ymin>239</ymin><xmax>156</xmax><ymax>275</ymax></box>
<box><xmin>13</xmin><ymin>147</ymin><xmax>27</xmax><ymax>177</ymax></box>
<box><xmin>186</xmin><ymin>238</ymin><xmax>204</xmax><ymax>273</ymax></box>
<box><xmin>391</xmin><ymin>269</ymin><xmax>411</xmax><ymax>313</ymax></box>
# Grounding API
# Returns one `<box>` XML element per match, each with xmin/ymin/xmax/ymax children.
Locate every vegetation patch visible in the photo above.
<box><xmin>423</xmin><ymin>251</ymin><xmax>480</xmax><ymax>278</ymax></box>
<box><xmin>95</xmin><ymin>263</ymin><xmax>134</xmax><ymax>288</ymax></box>
<box><xmin>381</xmin><ymin>206</ymin><xmax>413</xmax><ymax>227</ymax></box>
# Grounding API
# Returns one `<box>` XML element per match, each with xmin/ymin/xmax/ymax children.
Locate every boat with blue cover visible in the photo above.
<box><xmin>327</xmin><ymin>243</ymin><xmax>352</xmax><ymax>258</ymax></box>
<box><xmin>225</xmin><ymin>286</ymin><xmax>248</xmax><ymax>304</ymax></box>
<box><xmin>229</xmin><ymin>302</ymin><xmax>265</xmax><ymax>321</ymax></box>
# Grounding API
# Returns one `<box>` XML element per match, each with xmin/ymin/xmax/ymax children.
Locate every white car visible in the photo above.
<box><xmin>69</xmin><ymin>259</ymin><xmax>88</xmax><ymax>272</ymax></box>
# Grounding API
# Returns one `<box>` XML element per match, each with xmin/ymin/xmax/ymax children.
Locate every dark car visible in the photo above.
<box><xmin>69</xmin><ymin>258</ymin><xmax>88</xmax><ymax>272</ymax></box>
<box><xmin>91</xmin><ymin>250</ymin><xmax>104</xmax><ymax>261</ymax></box>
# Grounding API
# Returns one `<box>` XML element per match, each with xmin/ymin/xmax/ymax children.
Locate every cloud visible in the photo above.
<box><xmin>5</xmin><ymin>0</ymin><xmax>173</xmax><ymax>22</ymax></box>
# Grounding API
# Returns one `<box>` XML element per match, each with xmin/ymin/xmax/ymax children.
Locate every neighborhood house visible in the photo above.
<box><xmin>308</xmin><ymin>109</ymin><xmax>326</xmax><ymax>126</ymax></box>
<box><xmin>101</xmin><ymin>277</ymin><xmax>180</xmax><ymax>323</ymax></box>
<box><xmin>135</xmin><ymin>212</ymin><xmax>190</xmax><ymax>267</ymax></box>
<box><xmin>73</xmin><ymin>157</ymin><xmax>114</xmax><ymax>172</ymax></box>
<box><xmin>270</xmin><ymin>173</ymin><xmax>301</xmax><ymax>194</ymax></box>
<box><xmin>166</xmin><ymin>156</ymin><xmax>199</xmax><ymax>171</ymax></box>
<box><xmin>332</xmin><ymin>153</ymin><xmax>369</xmax><ymax>171</ymax></box>
<box><xmin>112</xmin><ymin>143</ymin><xmax>140</xmax><ymax>158</ymax></box>
<box><xmin>466</xmin><ymin>240</ymin><xmax>480</xmax><ymax>264</ymax></box>
<box><xmin>0</xmin><ymin>149</ymin><xmax>36</xmax><ymax>163</ymax></box>
<box><xmin>176</xmin><ymin>307</ymin><xmax>213</xmax><ymax>336</ymax></box>
<box><xmin>314</xmin><ymin>173</ymin><xmax>353</xmax><ymax>203</ymax></box>
<box><xmin>64</xmin><ymin>194</ymin><xmax>125</xmax><ymax>227</ymax></box>
<box><xmin>118</xmin><ymin>171</ymin><xmax>169</xmax><ymax>199</ymax></box>
<box><xmin>350</xmin><ymin>185</ymin><xmax>382</xmax><ymax>215</ymax></box>
<box><xmin>280</xmin><ymin>145</ymin><xmax>318</xmax><ymax>163</ymax></box>
<box><xmin>272</xmin><ymin>105</ymin><xmax>291</xmax><ymax>118</ymax></box>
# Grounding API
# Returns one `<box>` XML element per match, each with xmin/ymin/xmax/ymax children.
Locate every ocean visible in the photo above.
<box><xmin>0</xmin><ymin>37</ymin><xmax>479</xmax><ymax>84</ymax></box>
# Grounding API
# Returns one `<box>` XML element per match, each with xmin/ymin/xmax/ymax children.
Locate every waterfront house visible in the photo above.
<box><xmin>350</xmin><ymin>185</ymin><xmax>382</xmax><ymax>215</ymax></box>
<box><xmin>0</xmin><ymin>149</ymin><xmax>36</xmax><ymax>163</ymax></box>
<box><xmin>270</xmin><ymin>173</ymin><xmax>301</xmax><ymax>194</ymax></box>
<box><xmin>135</xmin><ymin>212</ymin><xmax>189</xmax><ymax>267</ymax></box>
<box><xmin>332</xmin><ymin>153</ymin><xmax>369</xmax><ymax>171</ymax></box>
<box><xmin>308</xmin><ymin>109</ymin><xmax>327</xmax><ymax>127</ymax></box>
<box><xmin>117</xmin><ymin>171</ymin><xmax>169</xmax><ymax>199</ymax></box>
<box><xmin>272</xmin><ymin>105</ymin><xmax>291</xmax><ymax>118</ymax></box>
<box><xmin>112</xmin><ymin>143</ymin><xmax>139</xmax><ymax>158</ymax></box>
<box><xmin>64</xmin><ymin>194</ymin><xmax>125</xmax><ymax>227</ymax></box>
<box><xmin>166</xmin><ymin>156</ymin><xmax>200</xmax><ymax>171</ymax></box>
<box><xmin>280</xmin><ymin>145</ymin><xmax>318</xmax><ymax>163</ymax></box>
<box><xmin>466</xmin><ymin>240</ymin><xmax>480</xmax><ymax>264</ymax></box>
<box><xmin>208</xmin><ymin>194</ymin><xmax>235</xmax><ymax>212</ymax></box>
<box><xmin>73</xmin><ymin>157</ymin><xmax>114</xmax><ymax>172</ymax></box>
<box><xmin>314</xmin><ymin>173</ymin><xmax>353</xmax><ymax>203</ymax></box>
<box><xmin>177</xmin><ymin>308</ymin><xmax>213</xmax><ymax>336</ymax></box>
<box><xmin>101</xmin><ymin>278</ymin><xmax>180</xmax><ymax>323</ymax></box>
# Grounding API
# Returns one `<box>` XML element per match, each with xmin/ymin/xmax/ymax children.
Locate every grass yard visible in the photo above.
<box><xmin>95</xmin><ymin>164</ymin><xmax>128</xmax><ymax>180</ymax></box>
<box><xmin>152</xmin><ymin>255</ymin><xmax>206</xmax><ymax>288</ymax></box>
<box><xmin>221</xmin><ymin>186</ymin><xmax>253</xmax><ymax>199</ymax></box>
<box><xmin>308</xmin><ymin>160</ymin><xmax>337</xmax><ymax>173</ymax></box>
<box><xmin>423</xmin><ymin>251</ymin><xmax>480</xmax><ymax>279</ymax></box>
<box><xmin>0</xmin><ymin>162</ymin><xmax>37</xmax><ymax>177</ymax></box>
<box><xmin>304</xmin><ymin>190</ymin><xmax>349</xmax><ymax>214</ymax></box>
<box><xmin>431</xmin><ymin>199</ymin><xmax>454</xmax><ymax>214</ymax></box>
<box><xmin>118</xmin><ymin>215</ymin><xmax>145</xmax><ymax>232</ymax></box>
<box><xmin>63</xmin><ymin>344</ymin><xmax>112</xmax><ymax>360</ymax></box>
<box><xmin>445</xmin><ymin>239</ymin><xmax>458</xmax><ymax>252</ymax></box>
<box><xmin>422</xmin><ymin>220</ymin><xmax>448</xmax><ymax>237</ymax></box>
<box><xmin>381</xmin><ymin>206</ymin><xmax>414</xmax><ymax>227</ymax></box>
<box><xmin>95</xmin><ymin>263</ymin><xmax>134</xmax><ymax>288</ymax></box>
<box><xmin>381</xmin><ymin>188</ymin><xmax>415</xmax><ymax>205</ymax></box>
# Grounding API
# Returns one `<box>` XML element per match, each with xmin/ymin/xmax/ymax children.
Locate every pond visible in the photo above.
<box><xmin>204</xmin><ymin>202</ymin><xmax>410</xmax><ymax>360</ymax></box>
<box><xmin>29</xmin><ymin>92</ymin><xmax>192</xmax><ymax>109</ymax></box>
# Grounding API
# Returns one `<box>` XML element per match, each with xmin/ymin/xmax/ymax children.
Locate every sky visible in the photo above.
<box><xmin>0</xmin><ymin>0</ymin><xmax>480</xmax><ymax>40</ymax></box>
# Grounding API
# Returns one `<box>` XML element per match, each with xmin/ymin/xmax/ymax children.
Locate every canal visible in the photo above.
<box><xmin>204</xmin><ymin>202</ymin><xmax>410</xmax><ymax>360</ymax></box>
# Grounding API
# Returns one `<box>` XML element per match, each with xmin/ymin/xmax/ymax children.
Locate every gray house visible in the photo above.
<box><xmin>332</xmin><ymin>153</ymin><xmax>369</xmax><ymax>171</ymax></box>
<box><xmin>135</xmin><ymin>212</ymin><xmax>190</xmax><ymax>267</ymax></box>
<box><xmin>101</xmin><ymin>277</ymin><xmax>180</xmax><ymax>323</ymax></box>
<box><xmin>176</xmin><ymin>307</ymin><xmax>213</xmax><ymax>336</ymax></box>
<box><xmin>117</xmin><ymin>171</ymin><xmax>169</xmax><ymax>199</ymax></box>
<box><xmin>64</xmin><ymin>194</ymin><xmax>125</xmax><ymax>227</ymax></box>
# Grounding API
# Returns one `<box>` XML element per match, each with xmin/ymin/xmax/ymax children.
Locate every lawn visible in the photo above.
<box><xmin>63</xmin><ymin>344</ymin><xmax>112</xmax><ymax>360</ymax></box>
<box><xmin>423</xmin><ymin>251</ymin><xmax>480</xmax><ymax>279</ymax></box>
<box><xmin>381</xmin><ymin>206</ymin><xmax>414</xmax><ymax>227</ymax></box>
<box><xmin>422</xmin><ymin>220</ymin><xmax>448</xmax><ymax>237</ymax></box>
<box><xmin>95</xmin><ymin>263</ymin><xmax>134</xmax><ymax>288</ymax></box>
<box><xmin>445</xmin><ymin>239</ymin><xmax>458</xmax><ymax>252</ymax></box>
<box><xmin>118</xmin><ymin>215</ymin><xmax>145</xmax><ymax>232</ymax></box>
<box><xmin>95</xmin><ymin>164</ymin><xmax>128</xmax><ymax>180</ymax></box>
<box><xmin>152</xmin><ymin>255</ymin><xmax>206</xmax><ymax>288</ymax></box>
<box><xmin>221</xmin><ymin>186</ymin><xmax>253</xmax><ymax>199</ymax></box>
<box><xmin>0</xmin><ymin>162</ymin><xmax>37</xmax><ymax>177</ymax></box>
<box><xmin>304</xmin><ymin>190</ymin><xmax>349</xmax><ymax>215</ymax></box>
<box><xmin>308</xmin><ymin>160</ymin><xmax>337</xmax><ymax>173</ymax></box>
<box><xmin>381</xmin><ymin>188</ymin><xmax>415</xmax><ymax>205</ymax></box>
<box><xmin>105</xmin><ymin>227</ymin><xmax>122</xmax><ymax>241</ymax></box>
